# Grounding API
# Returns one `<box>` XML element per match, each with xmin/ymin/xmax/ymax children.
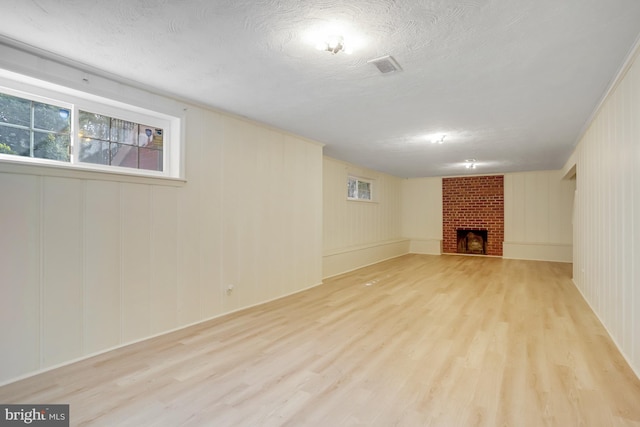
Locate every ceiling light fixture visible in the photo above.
<box><xmin>316</xmin><ymin>35</ymin><xmax>351</xmax><ymax>54</ymax></box>
<box><xmin>465</xmin><ymin>159</ymin><xmax>477</xmax><ymax>169</ymax></box>
<box><xmin>431</xmin><ymin>134</ymin><xmax>446</xmax><ymax>144</ymax></box>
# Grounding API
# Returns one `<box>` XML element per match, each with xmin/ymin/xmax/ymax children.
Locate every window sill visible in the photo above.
<box><xmin>0</xmin><ymin>158</ymin><xmax>186</xmax><ymax>187</ymax></box>
<box><xmin>346</xmin><ymin>198</ymin><xmax>378</xmax><ymax>204</ymax></box>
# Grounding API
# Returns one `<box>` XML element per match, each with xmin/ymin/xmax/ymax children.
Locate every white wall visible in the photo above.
<box><xmin>0</xmin><ymin>48</ymin><xmax>323</xmax><ymax>384</ymax></box>
<box><xmin>503</xmin><ymin>170</ymin><xmax>575</xmax><ymax>262</ymax></box>
<box><xmin>568</xmin><ymin>45</ymin><xmax>640</xmax><ymax>377</ymax></box>
<box><xmin>323</xmin><ymin>157</ymin><xmax>407</xmax><ymax>277</ymax></box>
<box><xmin>400</xmin><ymin>177</ymin><xmax>443</xmax><ymax>254</ymax></box>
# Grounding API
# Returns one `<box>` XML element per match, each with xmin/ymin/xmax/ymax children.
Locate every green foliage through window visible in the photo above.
<box><xmin>0</xmin><ymin>92</ymin><xmax>70</xmax><ymax>161</ymax></box>
<box><xmin>0</xmin><ymin>91</ymin><xmax>165</xmax><ymax>172</ymax></box>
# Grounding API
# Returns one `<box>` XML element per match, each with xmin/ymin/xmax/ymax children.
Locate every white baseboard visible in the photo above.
<box><xmin>323</xmin><ymin>239</ymin><xmax>410</xmax><ymax>278</ymax></box>
<box><xmin>0</xmin><ymin>280</ymin><xmax>324</xmax><ymax>387</ymax></box>
<box><xmin>571</xmin><ymin>278</ymin><xmax>640</xmax><ymax>381</ymax></box>
<box><xmin>409</xmin><ymin>239</ymin><xmax>442</xmax><ymax>255</ymax></box>
<box><xmin>503</xmin><ymin>242</ymin><xmax>572</xmax><ymax>263</ymax></box>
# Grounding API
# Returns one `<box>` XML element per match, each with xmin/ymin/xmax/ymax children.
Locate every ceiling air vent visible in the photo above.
<box><xmin>367</xmin><ymin>55</ymin><xmax>402</xmax><ymax>74</ymax></box>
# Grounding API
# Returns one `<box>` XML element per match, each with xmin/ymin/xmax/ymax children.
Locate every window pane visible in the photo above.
<box><xmin>110</xmin><ymin>119</ymin><xmax>137</xmax><ymax>145</ymax></box>
<box><xmin>110</xmin><ymin>142</ymin><xmax>138</xmax><ymax>168</ymax></box>
<box><xmin>0</xmin><ymin>124</ymin><xmax>30</xmax><ymax>156</ymax></box>
<box><xmin>79</xmin><ymin>111</ymin><xmax>110</xmax><ymax>140</ymax></box>
<box><xmin>33</xmin><ymin>132</ymin><xmax>70</xmax><ymax>161</ymax></box>
<box><xmin>139</xmin><ymin>125</ymin><xmax>163</xmax><ymax>149</ymax></box>
<box><xmin>0</xmin><ymin>93</ymin><xmax>30</xmax><ymax>128</ymax></box>
<box><xmin>34</xmin><ymin>102</ymin><xmax>70</xmax><ymax>133</ymax></box>
<box><xmin>139</xmin><ymin>147</ymin><xmax>162</xmax><ymax>171</ymax></box>
<box><xmin>79</xmin><ymin>138</ymin><xmax>109</xmax><ymax>165</ymax></box>
<box><xmin>358</xmin><ymin>181</ymin><xmax>371</xmax><ymax>200</ymax></box>
<box><xmin>348</xmin><ymin>177</ymin><xmax>357</xmax><ymax>198</ymax></box>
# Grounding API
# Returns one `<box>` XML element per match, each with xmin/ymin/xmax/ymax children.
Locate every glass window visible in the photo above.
<box><xmin>0</xmin><ymin>83</ymin><xmax>178</xmax><ymax>178</ymax></box>
<box><xmin>347</xmin><ymin>176</ymin><xmax>373</xmax><ymax>201</ymax></box>
<box><xmin>78</xmin><ymin>111</ymin><xmax>163</xmax><ymax>172</ymax></box>
<box><xmin>0</xmin><ymin>92</ymin><xmax>70</xmax><ymax>161</ymax></box>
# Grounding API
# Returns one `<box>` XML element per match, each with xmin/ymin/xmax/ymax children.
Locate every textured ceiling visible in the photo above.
<box><xmin>1</xmin><ymin>0</ymin><xmax>640</xmax><ymax>177</ymax></box>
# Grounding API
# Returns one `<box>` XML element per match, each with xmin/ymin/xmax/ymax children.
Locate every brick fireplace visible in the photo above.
<box><xmin>442</xmin><ymin>175</ymin><xmax>504</xmax><ymax>256</ymax></box>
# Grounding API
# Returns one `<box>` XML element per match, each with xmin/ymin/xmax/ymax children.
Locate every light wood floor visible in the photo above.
<box><xmin>1</xmin><ymin>254</ymin><xmax>639</xmax><ymax>426</ymax></box>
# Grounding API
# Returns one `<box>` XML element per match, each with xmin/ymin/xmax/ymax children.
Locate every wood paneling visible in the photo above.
<box><xmin>400</xmin><ymin>177</ymin><xmax>442</xmax><ymax>243</ymax></box>
<box><xmin>84</xmin><ymin>180</ymin><xmax>121</xmax><ymax>354</ymax></box>
<box><xmin>0</xmin><ymin>174</ymin><xmax>40</xmax><ymax>380</ymax></box>
<box><xmin>120</xmin><ymin>184</ymin><xmax>152</xmax><ymax>343</ymax></box>
<box><xmin>195</xmin><ymin>109</ymin><xmax>224</xmax><ymax>320</ymax></box>
<box><xmin>504</xmin><ymin>171</ymin><xmax>574</xmax><ymax>245</ymax></box>
<box><xmin>503</xmin><ymin>170</ymin><xmax>575</xmax><ymax>262</ymax></box>
<box><xmin>149</xmin><ymin>185</ymin><xmax>179</xmax><ymax>334</ymax></box>
<box><xmin>0</xmin><ymin>85</ymin><xmax>323</xmax><ymax>385</ymax></box>
<box><xmin>401</xmin><ymin>172</ymin><xmax>574</xmax><ymax>261</ymax></box>
<box><xmin>571</xmin><ymin>46</ymin><xmax>640</xmax><ymax>376</ymax></box>
<box><xmin>41</xmin><ymin>177</ymin><xmax>84</xmax><ymax>367</ymax></box>
<box><xmin>322</xmin><ymin>157</ymin><xmax>404</xmax><ymax>277</ymax></box>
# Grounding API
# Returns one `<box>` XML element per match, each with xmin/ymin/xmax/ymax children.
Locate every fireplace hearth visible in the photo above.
<box><xmin>457</xmin><ymin>229</ymin><xmax>487</xmax><ymax>255</ymax></box>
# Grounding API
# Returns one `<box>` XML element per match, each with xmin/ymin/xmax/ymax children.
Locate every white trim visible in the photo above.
<box><xmin>347</xmin><ymin>175</ymin><xmax>374</xmax><ymax>201</ymax></box>
<box><xmin>409</xmin><ymin>239</ymin><xmax>442</xmax><ymax>255</ymax></box>
<box><xmin>571</xmin><ymin>279</ymin><xmax>640</xmax><ymax>381</ymax></box>
<box><xmin>0</xmin><ymin>158</ymin><xmax>186</xmax><ymax>186</ymax></box>
<box><xmin>503</xmin><ymin>242</ymin><xmax>573</xmax><ymax>263</ymax></box>
<box><xmin>0</xmin><ymin>279</ymin><xmax>325</xmax><ymax>388</ymax></box>
<box><xmin>323</xmin><ymin>239</ymin><xmax>410</xmax><ymax>278</ymax></box>
<box><xmin>0</xmin><ymin>69</ymin><xmax>183</xmax><ymax>180</ymax></box>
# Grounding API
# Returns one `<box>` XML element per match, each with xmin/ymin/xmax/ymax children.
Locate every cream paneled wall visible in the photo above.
<box><xmin>0</xmin><ymin>51</ymin><xmax>323</xmax><ymax>384</ymax></box>
<box><xmin>323</xmin><ymin>157</ymin><xmax>406</xmax><ymax>277</ymax></box>
<box><xmin>400</xmin><ymin>177</ymin><xmax>443</xmax><ymax>254</ymax></box>
<box><xmin>569</xmin><ymin>45</ymin><xmax>640</xmax><ymax>376</ymax></box>
<box><xmin>503</xmin><ymin>171</ymin><xmax>575</xmax><ymax>262</ymax></box>
<box><xmin>399</xmin><ymin>172</ymin><xmax>573</xmax><ymax>261</ymax></box>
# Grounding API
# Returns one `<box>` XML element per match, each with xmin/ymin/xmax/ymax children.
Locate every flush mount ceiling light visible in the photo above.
<box><xmin>465</xmin><ymin>159</ymin><xmax>477</xmax><ymax>169</ymax></box>
<box><xmin>431</xmin><ymin>134</ymin><xmax>446</xmax><ymax>144</ymax></box>
<box><xmin>316</xmin><ymin>35</ymin><xmax>351</xmax><ymax>54</ymax></box>
<box><xmin>420</xmin><ymin>132</ymin><xmax>447</xmax><ymax>145</ymax></box>
<box><xmin>304</xmin><ymin>21</ymin><xmax>364</xmax><ymax>55</ymax></box>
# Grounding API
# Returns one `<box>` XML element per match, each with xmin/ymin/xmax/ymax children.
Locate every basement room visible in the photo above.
<box><xmin>1</xmin><ymin>1</ymin><xmax>639</xmax><ymax>426</ymax></box>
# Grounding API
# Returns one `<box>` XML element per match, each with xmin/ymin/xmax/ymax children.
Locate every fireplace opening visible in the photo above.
<box><xmin>457</xmin><ymin>229</ymin><xmax>487</xmax><ymax>255</ymax></box>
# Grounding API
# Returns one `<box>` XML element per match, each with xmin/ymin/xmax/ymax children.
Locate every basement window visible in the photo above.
<box><xmin>0</xmin><ymin>77</ymin><xmax>181</xmax><ymax>180</ymax></box>
<box><xmin>347</xmin><ymin>176</ymin><xmax>373</xmax><ymax>201</ymax></box>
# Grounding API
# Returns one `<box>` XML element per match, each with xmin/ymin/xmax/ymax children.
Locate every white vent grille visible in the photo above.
<box><xmin>367</xmin><ymin>55</ymin><xmax>402</xmax><ymax>74</ymax></box>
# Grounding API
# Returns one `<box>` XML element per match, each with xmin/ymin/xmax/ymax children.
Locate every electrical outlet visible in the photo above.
<box><xmin>226</xmin><ymin>284</ymin><xmax>234</xmax><ymax>294</ymax></box>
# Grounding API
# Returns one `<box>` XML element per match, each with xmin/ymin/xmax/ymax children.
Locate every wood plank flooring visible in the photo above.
<box><xmin>1</xmin><ymin>254</ymin><xmax>639</xmax><ymax>426</ymax></box>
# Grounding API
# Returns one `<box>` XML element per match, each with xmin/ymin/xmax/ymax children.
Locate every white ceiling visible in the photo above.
<box><xmin>2</xmin><ymin>0</ymin><xmax>640</xmax><ymax>178</ymax></box>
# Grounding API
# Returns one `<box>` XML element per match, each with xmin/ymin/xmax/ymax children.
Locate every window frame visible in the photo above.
<box><xmin>0</xmin><ymin>73</ymin><xmax>182</xmax><ymax>180</ymax></box>
<box><xmin>347</xmin><ymin>175</ymin><xmax>374</xmax><ymax>202</ymax></box>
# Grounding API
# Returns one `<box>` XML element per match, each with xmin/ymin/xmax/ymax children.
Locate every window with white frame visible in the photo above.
<box><xmin>347</xmin><ymin>176</ymin><xmax>373</xmax><ymax>201</ymax></box>
<box><xmin>0</xmin><ymin>92</ymin><xmax>71</xmax><ymax>161</ymax></box>
<box><xmin>0</xmin><ymin>78</ymin><xmax>180</xmax><ymax>178</ymax></box>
